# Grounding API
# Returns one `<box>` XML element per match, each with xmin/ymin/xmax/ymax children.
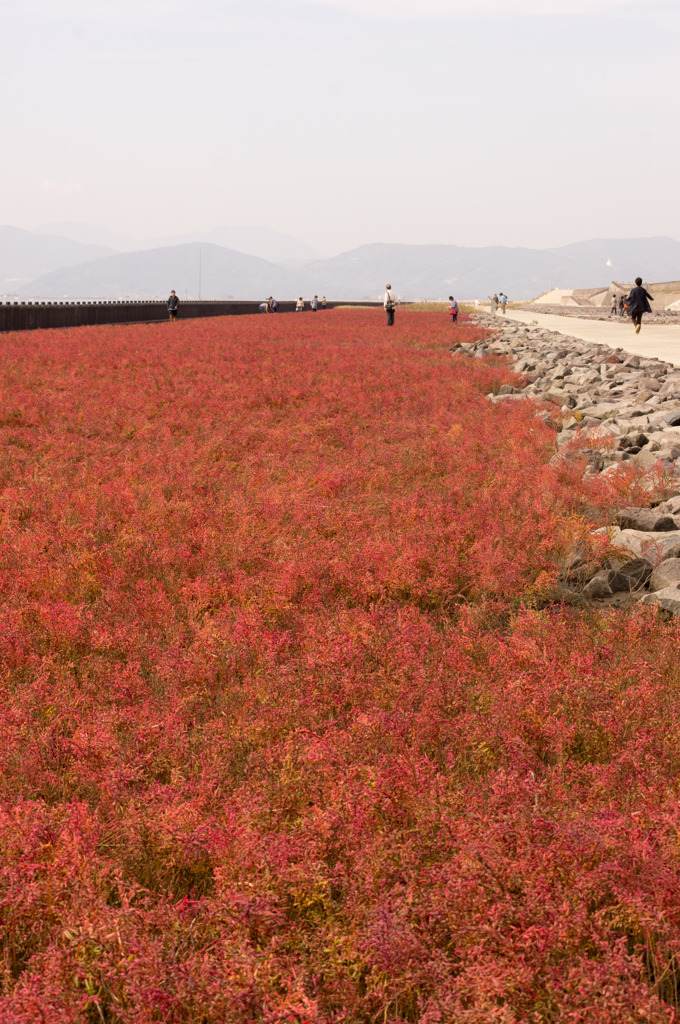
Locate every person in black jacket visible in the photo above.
<box><xmin>168</xmin><ymin>290</ymin><xmax>180</xmax><ymax>321</ymax></box>
<box><xmin>626</xmin><ymin>277</ymin><xmax>653</xmax><ymax>334</ymax></box>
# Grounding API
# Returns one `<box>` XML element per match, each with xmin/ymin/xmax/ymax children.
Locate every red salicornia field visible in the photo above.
<box><xmin>2</xmin><ymin>308</ymin><xmax>680</xmax><ymax>1023</ymax></box>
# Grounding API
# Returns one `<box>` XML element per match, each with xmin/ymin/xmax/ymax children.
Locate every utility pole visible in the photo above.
<box><xmin>198</xmin><ymin>246</ymin><xmax>202</xmax><ymax>300</ymax></box>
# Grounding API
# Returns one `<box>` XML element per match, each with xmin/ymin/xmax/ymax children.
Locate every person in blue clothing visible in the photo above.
<box><xmin>311</xmin><ymin>295</ymin><xmax>319</xmax><ymax>311</ymax></box>
<box><xmin>448</xmin><ymin>295</ymin><xmax>459</xmax><ymax>323</ymax></box>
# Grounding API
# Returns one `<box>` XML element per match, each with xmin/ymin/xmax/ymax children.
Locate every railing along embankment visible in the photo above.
<box><xmin>0</xmin><ymin>299</ymin><xmax>383</xmax><ymax>333</ymax></box>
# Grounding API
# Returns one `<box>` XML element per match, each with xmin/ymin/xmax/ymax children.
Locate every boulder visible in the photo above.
<box><xmin>597</xmin><ymin>526</ymin><xmax>680</xmax><ymax>564</ymax></box>
<box><xmin>615</xmin><ymin>508</ymin><xmax>678</xmax><ymax>532</ymax></box>
<box><xmin>649</xmin><ymin>558</ymin><xmax>680</xmax><ymax>593</ymax></box>
<box><xmin>658</xmin><ymin>496</ymin><xmax>680</xmax><ymax>516</ymax></box>
<box><xmin>618</xmin><ymin>558</ymin><xmax>653</xmax><ymax>589</ymax></box>
<box><xmin>547</xmin><ymin>391</ymin><xmax>577</xmax><ymax>408</ymax></box>
<box><xmin>632</xmin><ymin>450</ymin><xmax>667</xmax><ymax>469</ymax></box>
<box><xmin>638</xmin><ymin>377</ymin><xmax>662</xmax><ymax>392</ymax></box>
<box><xmin>583</xmin><ymin>569</ymin><xmax>633</xmax><ymax>599</ymax></box>
<box><xmin>620</xmin><ymin>432</ymin><xmax>649</xmax><ymax>450</ymax></box>
<box><xmin>641</xmin><ymin>586</ymin><xmax>680</xmax><ymax>615</ymax></box>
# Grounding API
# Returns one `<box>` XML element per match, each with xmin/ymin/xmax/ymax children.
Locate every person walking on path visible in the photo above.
<box><xmin>499</xmin><ymin>292</ymin><xmax>508</xmax><ymax>314</ymax></box>
<box><xmin>610</xmin><ymin>293</ymin><xmax>618</xmax><ymax>316</ymax></box>
<box><xmin>618</xmin><ymin>295</ymin><xmax>625</xmax><ymax>316</ymax></box>
<box><xmin>383</xmin><ymin>284</ymin><xmax>397</xmax><ymax>326</ymax></box>
<box><xmin>321</xmin><ymin>296</ymin><xmax>327</xmax><ymax>309</ymax></box>
<box><xmin>626</xmin><ymin>277</ymin><xmax>654</xmax><ymax>334</ymax></box>
<box><xmin>488</xmin><ymin>294</ymin><xmax>499</xmax><ymax>314</ymax></box>
<box><xmin>168</xmin><ymin>290</ymin><xmax>180</xmax><ymax>321</ymax></box>
<box><xmin>296</xmin><ymin>297</ymin><xmax>305</xmax><ymax>312</ymax></box>
<box><xmin>448</xmin><ymin>296</ymin><xmax>459</xmax><ymax>323</ymax></box>
<box><xmin>311</xmin><ymin>295</ymin><xmax>319</xmax><ymax>311</ymax></box>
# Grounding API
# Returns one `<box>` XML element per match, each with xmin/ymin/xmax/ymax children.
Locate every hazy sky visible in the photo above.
<box><xmin>1</xmin><ymin>0</ymin><xmax>678</xmax><ymax>254</ymax></box>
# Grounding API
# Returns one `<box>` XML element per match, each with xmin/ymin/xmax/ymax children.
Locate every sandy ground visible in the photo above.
<box><xmin>496</xmin><ymin>309</ymin><xmax>680</xmax><ymax>367</ymax></box>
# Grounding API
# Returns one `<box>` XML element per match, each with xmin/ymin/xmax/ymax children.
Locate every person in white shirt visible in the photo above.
<box><xmin>383</xmin><ymin>283</ymin><xmax>397</xmax><ymax>326</ymax></box>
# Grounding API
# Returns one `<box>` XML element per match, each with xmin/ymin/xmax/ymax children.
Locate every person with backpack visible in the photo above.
<box><xmin>499</xmin><ymin>292</ymin><xmax>508</xmax><ymax>314</ymax></box>
<box><xmin>448</xmin><ymin>295</ymin><xmax>459</xmax><ymax>323</ymax></box>
<box><xmin>626</xmin><ymin>277</ymin><xmax>654</xmax><ymax>334</ymax></box>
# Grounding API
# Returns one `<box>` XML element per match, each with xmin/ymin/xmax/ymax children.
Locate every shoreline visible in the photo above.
<box><xmin>459</xmin><ymin>311</ymin><xmax>680</xmax><ymax>614</ymax></box>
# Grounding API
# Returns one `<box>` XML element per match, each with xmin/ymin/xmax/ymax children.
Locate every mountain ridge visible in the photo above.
<box><xmin>9</xmin><ymin>230</ymin><xmax>680</xmax><ymax>301</ymax></box>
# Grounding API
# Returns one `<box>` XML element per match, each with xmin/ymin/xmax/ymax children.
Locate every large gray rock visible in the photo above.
<box><xmin>615</xmin><ymin>508</ymin><xmax>679</xmax><ymax>532</ymax></box>
<box><xmin>580</xmin><ymin>404</ymin><xmax>619</xmax><ymax>420</ymax></box>
<box><xmin>547</xmin><ymin>391</ymin><xmax>577</xmax><ymax>408</ymax></box>
<box><xmin>618</xmin><ymin>558</ymin><xmax>653</xmax><ymax>589</ymax></box>
<box><xmin>649</xmin><ymin>558</ymin><xmax>680</xmax><ymax>593</ymax></box>
<box><xmin>638</xmin><ymin>377</ymin><xmax>662</xmax><ymax>392</ymax></box>
<box><xmin>620</xmin><ymin>432</ymin><xmax>649</xmax><ymax>449</ymax></box>
<box><xmin>633</xmin><ymin>450</ymin><xmax>670</xmax><ymax>470</ymax></box>
<box><xmin>658</xmin><ymin>496</ymin><xmax>680</xmax><ymax>516</ymax></box>
<box><xmin>596</xmin><ymin>527</ymin><xmax>680</xmax><ymax>564</ymax></box>
<box><xmin>641</xmin><ymin>586</ymin><xmax>680</xmax><ymax>615</ymax></box>
<box><xmin>583</xmin><ymin>569</ymin><xmax>633</xmax><ymax>599</ymax></box>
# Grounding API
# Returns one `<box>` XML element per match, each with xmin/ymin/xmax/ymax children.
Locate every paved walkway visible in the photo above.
<box><xmin>497</xmin><ymin>309</ymin><xmax>680</xmax><ymax>367</ymax></box>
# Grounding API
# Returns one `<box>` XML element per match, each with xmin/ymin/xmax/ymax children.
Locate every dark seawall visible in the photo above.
<box><xmin>0</xmin><ymin>299</ymin><xmax>383</xmax><ymax>333</ymax></box>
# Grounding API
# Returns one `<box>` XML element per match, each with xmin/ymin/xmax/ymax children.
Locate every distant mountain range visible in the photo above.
<box><xmin>0</xmin><ymin>226</ymin><xmax>113</xmax><ymax>293</ymax></box>
<box><xmin>3</xmin><ymin>224</ymin><xmax>679</xmax><ymax>301</ymax></box>
<box><xmin>31</xmin><ymin>222</ymin><xmax>326</xmax><ymax>266</ymax></box>
<box><xmin>17</xmin><ymin>243</ymin><xmax>294</xmax><ymax>301</ymax></box>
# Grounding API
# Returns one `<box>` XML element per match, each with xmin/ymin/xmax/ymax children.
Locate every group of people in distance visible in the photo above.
<box><xmin>611</xmin><ymin>278</ymin><xmax>654</xmax><ymax>334</ymax></box>
<box><xmin>166</xmin><ymin>292</ymin><xmax>330</xmax><ymax>320</ymax></box>
<box><xmin>168</xmin><ymin>279</ymin><xmax>655</xmax><ymax>335</ymax></box>
<box><xmin>295</xmin><ymin>295</ymin><xmax>325</xmax><ymax>312</ymax></box>
<box><xmin>382</xmin><ymin>286</ymin><xmax>460</xmax><ymax>327</ymax></box>
<box><xmin>488</xmin><ymin>292</ymin><xmax>508</xmax><ymax>314</ymax></box>
<box><xmin>169</xmin><ymin>286</ymin><xmax>459</xmax><ymax>328</ymax></box>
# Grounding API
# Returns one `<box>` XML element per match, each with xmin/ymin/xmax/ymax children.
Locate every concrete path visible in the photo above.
<box><xmin>497</xmin><ymin>309</ymin><xmax>680</xmax><ymax>366</ymax></box>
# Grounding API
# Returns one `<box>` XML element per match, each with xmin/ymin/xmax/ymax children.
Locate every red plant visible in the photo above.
<box><xmin>0</xmin><ymin>309</ymin><xmax>678</xmax><ymax>1022</ymax></box>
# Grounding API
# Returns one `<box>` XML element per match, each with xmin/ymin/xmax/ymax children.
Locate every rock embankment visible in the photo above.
<box><xmin>457</xmin><ymin>312</ymin><xmax>680</xmax><ymax>614</ymax></box>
